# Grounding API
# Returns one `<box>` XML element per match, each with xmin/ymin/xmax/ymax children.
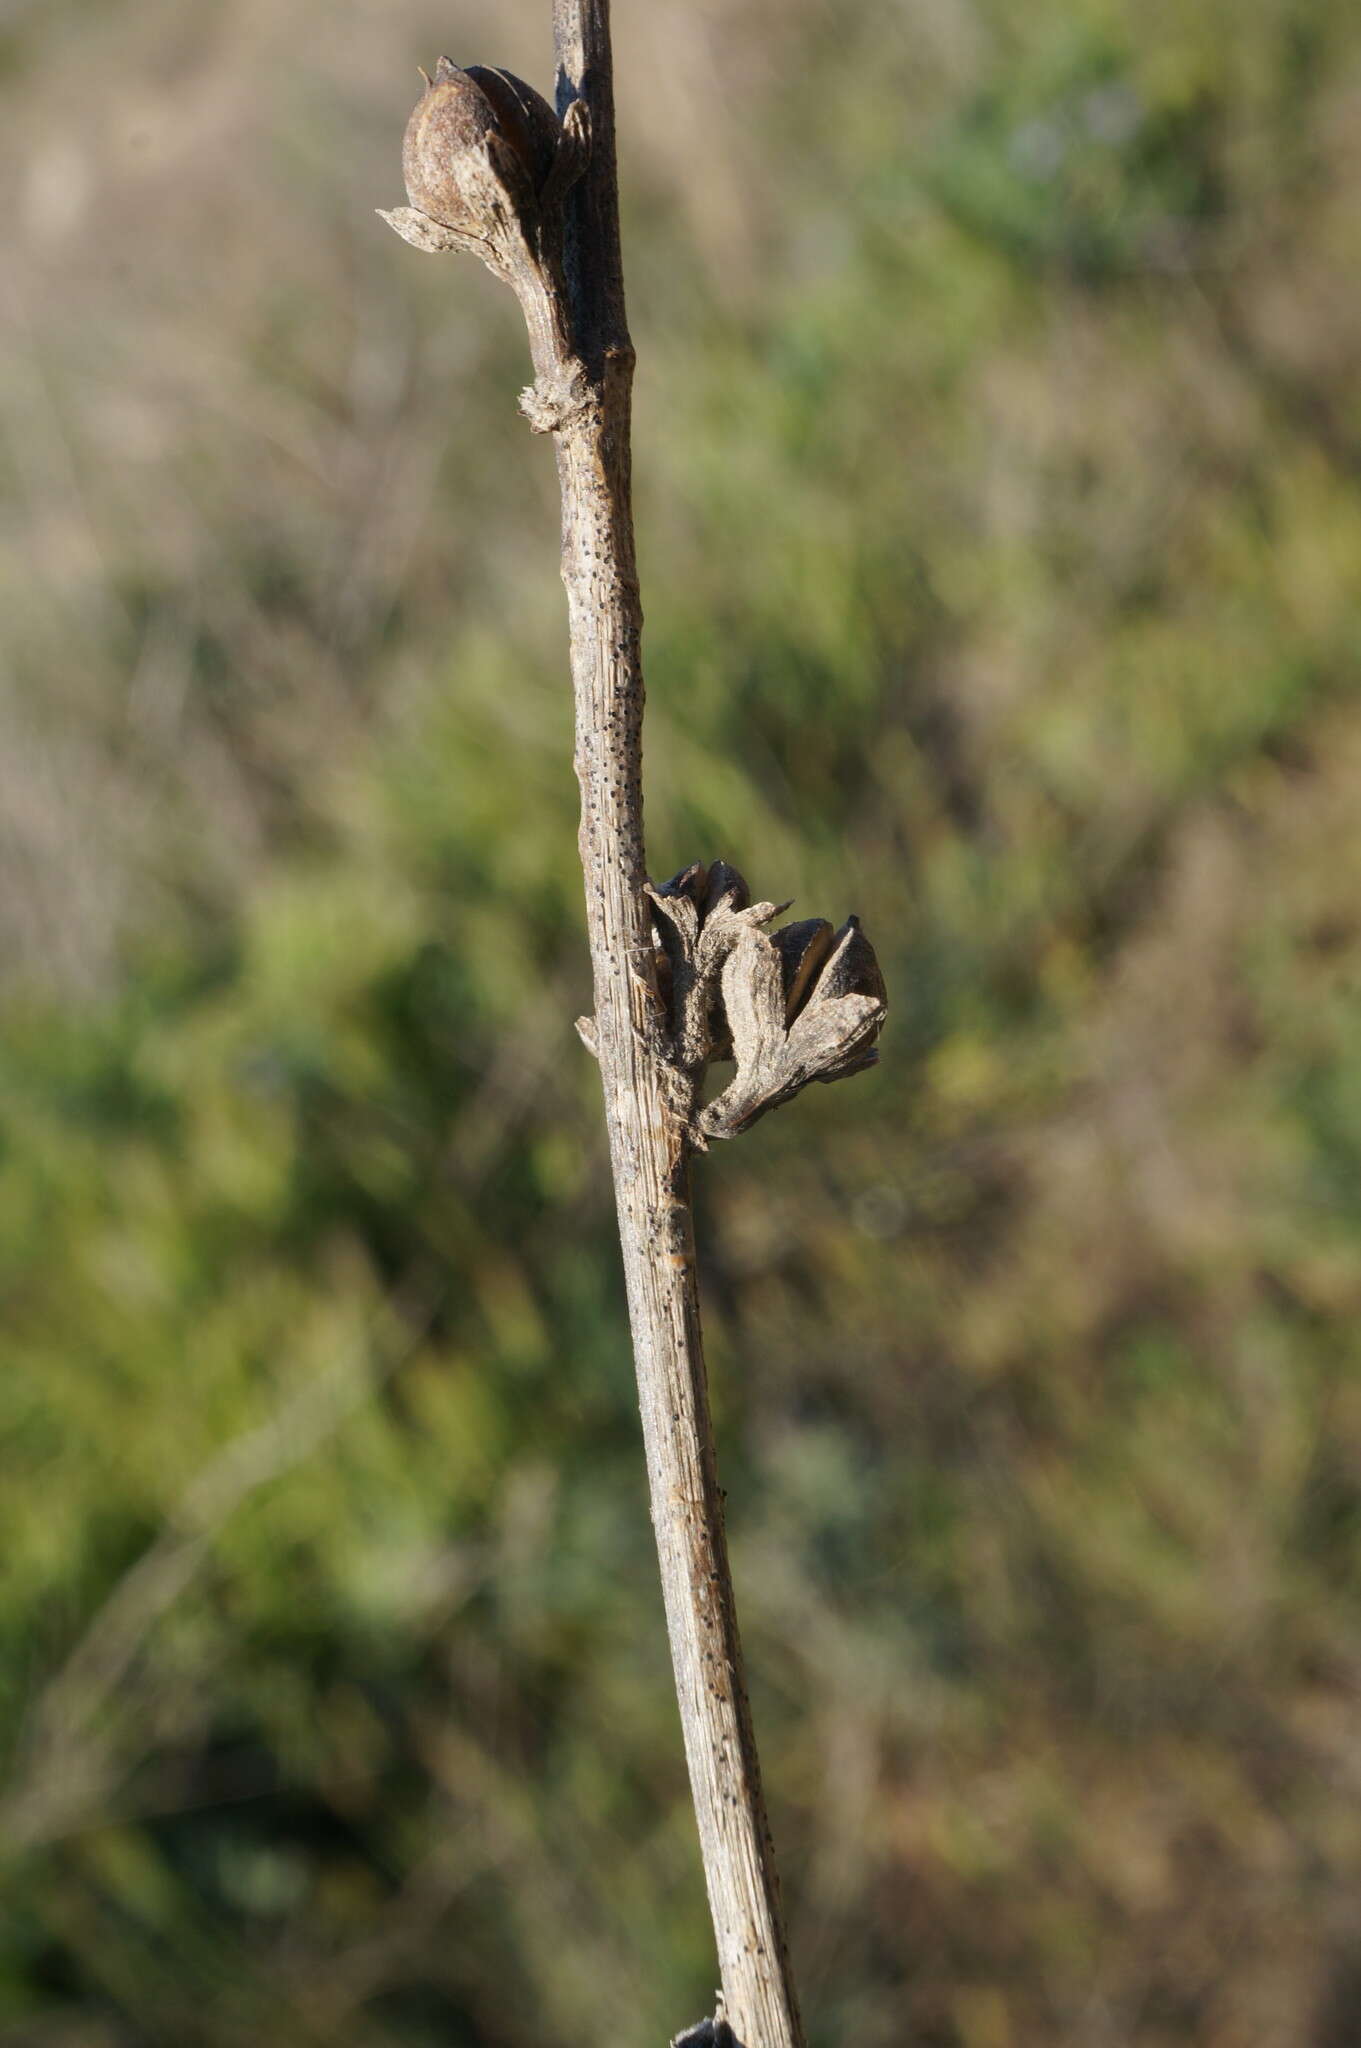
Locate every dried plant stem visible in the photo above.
<box><xmin>547</xmin><ymin>9</ymin><xmax>803</xmax><ymax>2046</ymax></box>
<box><xmin>379</xmin><ymin>2</ymin><xmax>867</xmax><ymax>2034</ymax></box>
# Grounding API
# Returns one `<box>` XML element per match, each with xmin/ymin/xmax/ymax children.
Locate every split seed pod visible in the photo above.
<box><xmin>698</xmin><ymin>913</ymin><xmax>888</xmax><ymax>1140</ymax></box>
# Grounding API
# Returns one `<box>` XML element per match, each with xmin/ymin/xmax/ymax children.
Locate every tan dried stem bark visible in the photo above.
<box><xmin>547</xmin><ymin>12</ymin><xmax>803</xmax><ymax>2044</ymax></box>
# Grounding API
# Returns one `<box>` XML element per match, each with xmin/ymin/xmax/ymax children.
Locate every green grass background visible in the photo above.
<box><xmin>3</xmin><ymin>1</ymin><xmax>1361</xmax><ymax>2042</ymax></box>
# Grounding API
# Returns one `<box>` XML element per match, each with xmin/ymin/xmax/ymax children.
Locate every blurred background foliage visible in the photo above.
<box><xmin>3</xmin><ymin>0</ymin><xmax>1361</xmax><ymax>2042</ymax></box>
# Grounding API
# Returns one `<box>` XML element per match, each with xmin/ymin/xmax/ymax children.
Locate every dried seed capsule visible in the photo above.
<box><xmin>401</xmin><ymin>58</ymin><xmax>558</xmax><ymax>234</ymax></box>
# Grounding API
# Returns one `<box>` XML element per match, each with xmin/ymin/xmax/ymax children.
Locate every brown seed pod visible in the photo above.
<box><xmin>401</xmin><ymin>57</ymin><xmax>558</xmax><ymax>234</ymax></box>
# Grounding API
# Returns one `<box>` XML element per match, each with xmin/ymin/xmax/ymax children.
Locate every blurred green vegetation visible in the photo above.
<box><xmin>3</xmin><ymin>1</ymin><xmax>1361</xmax><ymax>2043</ymax></box>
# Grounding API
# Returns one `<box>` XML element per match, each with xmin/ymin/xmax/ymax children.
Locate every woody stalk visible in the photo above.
<box><xmin>380</xmin><ymin>6</ymin><xmax>886</xmax><ymax>2043</ymax></box>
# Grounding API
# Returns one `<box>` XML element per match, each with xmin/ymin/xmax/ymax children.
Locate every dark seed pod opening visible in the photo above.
<box><xmin>772</xmin><ymin>918</ymin><xmax>836</xmax><ymax>1023</ymax></box>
